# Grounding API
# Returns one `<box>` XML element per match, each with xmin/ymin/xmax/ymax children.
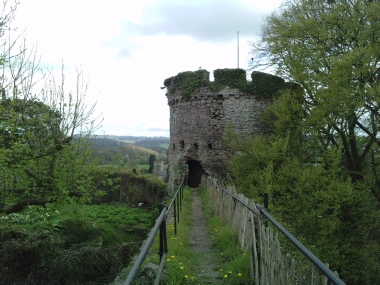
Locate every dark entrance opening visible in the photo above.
<box><xmin>187</xmin><ymin>160</ymin><xmax>205</xmax><ymax>187</ymax></box>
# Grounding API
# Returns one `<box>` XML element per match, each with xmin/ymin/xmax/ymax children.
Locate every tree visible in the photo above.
<box><xmin>0</xmin><ymin>1</ymin><xmax>102</xmax><ymax>212</ymax></box>
<box><xmin>251</xmin><ymin>0</ymin><xmax>380</xmax><ymax>199</ymax></box>
<box><xmin>225</xmin><ymin>90</ymin><xmax>380</xmax><ymax>284</ymax></box>
<box><xmin>148</xmin><ymin>154</ymin><xmax>156</xmax><ymax>173</ymax></box>
<box><xmin>225</xmin><ymin>0</ymin><xmax>380</xmax><ymax>283</ymax></box>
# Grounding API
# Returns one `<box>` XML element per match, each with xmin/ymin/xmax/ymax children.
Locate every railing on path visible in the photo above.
<box><xmin>202</xmin><ymin>176</ymin><xmax>346</xmax><ymax>285</ymax></box>
<box><xmin>124</xmin><ymin>175</ymin><xmax>186</xmax><ymax>285</ymax></box>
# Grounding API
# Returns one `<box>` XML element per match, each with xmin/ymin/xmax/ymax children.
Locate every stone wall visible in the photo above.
<box><xmin>165</xmin><ymin>69</ymin><xmax>273</xmax><ymax>192</ymax></box>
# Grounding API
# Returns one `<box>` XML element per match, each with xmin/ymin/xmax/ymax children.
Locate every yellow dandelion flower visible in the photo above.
<box><xmin>228</xmin><ymin>271</ymin><xmax>233</xmax><ymax>274</ymax></box>
<box><xmin>184</xmin><ymin>275</ymin><xmax>189</xmax><ymax>279</ymax></box>
<box><xmin>171</xmin><ymin>255</ymin><xmax>175</xmax><ymax>259</ymax></box>
<box><xmin>220</xmin><ymin>269</ymin><xmax>223</xmax><ymax>272</ymax></box>
<box><xmin>180</xmin><ymin>266</ymin><xmax>184</xmax><ymax>270</ymax></box>
<box><xmin>224</xmin><ymin>274</ymin><xmax>228</xmax><ymax>279</ymax></box>
<box><xmin>238</xmin><ymin>273</ymin><xmax>243</xmax><ymax>277</ymax></box>
<box><xmin>166</xmin><ymin>258</ymin><xmax>170</xmax><ymax>262</ymax></box>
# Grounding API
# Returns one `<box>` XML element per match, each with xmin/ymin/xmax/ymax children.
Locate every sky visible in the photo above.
<box><xmin>12</xmin><ymin>0</ymin><xmax>283</xmax><ymax>137</ymax></box>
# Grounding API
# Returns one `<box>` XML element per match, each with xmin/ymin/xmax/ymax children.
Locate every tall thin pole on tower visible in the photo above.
<box><xmin>237</xmin><ymin>31</ymin><xmax>240</xmax><ymax>68</ymax></box>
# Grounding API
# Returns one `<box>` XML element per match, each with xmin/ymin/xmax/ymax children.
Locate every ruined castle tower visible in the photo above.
<box><xmin>163</xmin><ymin>68</ymin><xmax>285</xmax><ymax>191</ymax></box>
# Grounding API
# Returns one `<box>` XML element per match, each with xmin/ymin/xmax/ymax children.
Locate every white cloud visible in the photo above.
<box><xmin>11</xmin><ymin>0</ymin><xmax>283</xmax><ymax>136</ymax></box>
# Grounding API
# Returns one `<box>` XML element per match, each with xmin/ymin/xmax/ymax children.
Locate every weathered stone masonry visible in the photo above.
<box><xmin>164</xmin><ymin>69</ymin><xmax>278</xmax><ymax>192</ymax></box>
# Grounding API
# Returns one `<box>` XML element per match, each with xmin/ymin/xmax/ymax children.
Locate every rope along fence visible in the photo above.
<box><xmin>202</xmin><ymin>176</ymin><xmax>346</xmax><ymax>285</ymax></box>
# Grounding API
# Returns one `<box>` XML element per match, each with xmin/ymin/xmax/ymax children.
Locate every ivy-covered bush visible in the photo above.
<box><xmin>170</xmin><ymin>69</ymin><xmax>210</xmax><ymax>100</ymax></box>
<box><xmin>92</xmin><ymin>168</ymin><xmax>167</xmax><ymax>206</ymax></box>
<box><xmin>163</xmin><ymin>76</ymin><xmax>174</xmax><ymax>89</ymax></box>
<box><xmin>212</xmin><ymin>68</ymin><xmax>247</xmax><ymax>90</ymax></box>
<box><xmin>248</xmin><ymin>71</ymin><xmax>286</xmax><ymax>99</ymax></box>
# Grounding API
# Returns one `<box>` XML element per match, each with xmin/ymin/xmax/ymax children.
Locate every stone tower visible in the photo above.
<box><xmin>163</xmin><ymin>68</ymin><xmax>285</xmax><ymax>191</ymax></box>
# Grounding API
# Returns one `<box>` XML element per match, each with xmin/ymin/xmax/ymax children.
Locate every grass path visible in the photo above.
<box><xmin>156</xmin><ymin>186</ymin><xmax>251</xmax><ymax>284</ymax></box>
<box><xmin>189</xmin><ymin>188</ymin><xmax>224</xmax><ymax>283</ymax></box>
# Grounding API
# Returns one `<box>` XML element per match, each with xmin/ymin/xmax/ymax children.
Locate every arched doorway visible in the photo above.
<box><xmin>187</xmin><ymin>160</ymin><xmax>204</xmax><ymax>187</ymax></box>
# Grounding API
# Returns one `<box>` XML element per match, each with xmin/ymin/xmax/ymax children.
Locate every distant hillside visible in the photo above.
<box><xmin>134</xmin><ymin>138</ymin><xmax>170</xmax><ymax>154</ymax></box>
<box><xmin>88</xmin><ymin>136</ymin><xmax>169</xmax><ymax>166</ymax></box>
<box><xmin>91</xmin><ymin>135</ymin><xmax>170</xmax><ymax>154</ymax></box>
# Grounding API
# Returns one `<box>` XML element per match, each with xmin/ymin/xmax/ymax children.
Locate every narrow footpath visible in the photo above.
<box><xmin>189</xmin><ymin>188</ymin><xmax>224</xmax><ymax>283</ymax></box>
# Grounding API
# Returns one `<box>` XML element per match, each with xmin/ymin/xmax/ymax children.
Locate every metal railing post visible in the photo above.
<box><xmin>264</xmin><ymin>192</ymin><xmax>269</xmax><ymax>211</ymax></box>
<box><xmin>177</xmin><ymin>190</ymin><xmax>180</xmax><ymax>224</ymax></box>
<box><xmin>173</xmin><ymin>196</ymin><xmax>177</xmax><ymax>235</ymax></box>
<box><xmin>179</xmin><ymin>183</ymin><xmax>183</xmax><ymax>210</ymax></box>
<box><xmin>158</xmin><ymin>204</ymin><xmax>168</xmax><ymax>261</ymax></box>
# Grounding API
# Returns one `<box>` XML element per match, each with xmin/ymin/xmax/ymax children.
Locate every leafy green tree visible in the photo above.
<box><xmin>225</xmin><ymin>98</ymin><xmax>380</xmax><ymax>283</ymax></box>
<box><xmin>0</xmin><ymin>2</ymin><xmax>102</xmax><ymax>212</ymax></box>
<box><xmin>225</xmin><ymin>1</ymin><xmax>380</xmax><ymax>283</ymax></box>
<box><xmin>251</xmin><ymin>0</ymin><xmax>380</xmax><ymax>198</ymax></box>
<box><xmin>148</xmin><ymin>154</ymin><xmax>156</xmax><ymax>173</ymax></box>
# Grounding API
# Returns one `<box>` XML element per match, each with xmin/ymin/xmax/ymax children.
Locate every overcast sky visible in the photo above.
<box><xmin>13</xmin><ymin>0</ymin><xmax>283</xmax><ymax>137</ymax></box>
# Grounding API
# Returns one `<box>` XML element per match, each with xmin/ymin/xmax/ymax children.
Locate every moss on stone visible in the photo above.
<box><xmin>164</xmin><ymin>69</ymin><xmax>289</xmax><ymax>100</ymax></box>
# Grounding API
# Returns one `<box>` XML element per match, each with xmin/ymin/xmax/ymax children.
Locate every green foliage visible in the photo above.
<box><xmin>252</xmin><ymin>0</ymin><xmax>380</xmax><ymax>184</ymax></box>
<box><xmin>224</xmin><ymin>72</ymin><xmax>380</xmax><ymax>283</ymax></box>
<box><xmin>225</xmin><ymin>127</ymin><xmax>380</xmax><ymax>283</ymax></box>
<box><xmin>92</xmin><ymin>168</ymin><xmax>167</xmax><ymax>206</ymax></box>
<box><xmin>198</xmin><ymin>187</ymin><xmax>251</xmax><ymax>283</ymax></box>
<box><xmin>165</xmin><ymin>68</ymin><xmax>289</xmax><ymax>100</ymax></box>
<box><xmin>1</xmin><ymin>204</ymin><xmax>61</xmax><ymax>224</ymax></box>
<box><xmin>212</xmin><ymin>68</ymin><xmax>247</xmax><ymax>91</ymax></box>
<box><xmin>170</xmin><ymin>69</ymin><xmax>210</xmax><ymax>100</ymax></box>
<box><xmin>0</xmin><ymin>203</ymin><xmax>154</xmax><ymax>283</ymax></box>
<box><xmin>141</xmin><ymin>186</ymin><xmax>250</xmax><ymax>284</ymax></box>
<box><xmin>0</xmin><ymin>1</ymin><xmax>101</xmax><ymax>210</ymax></box>
<box><xmin>244</xmin><ymin>3</ymin><xmax>380</xmax><ymax>281</ymax></box>
<box><xmin>248</xmin><ymin>71</ymin><xmax>286</xmax><ymax>99</ymax></box>
<box><xmin>0</xmin><ymin>98</ymin><xmax>100</xmax><ymax>207</ymax></box>
<box><xmin>130</xmin><ymin>186</ymin><xmax>196</xmax><ymax>284</ymax></box>
<box><xmin>163</xmin><ymin>76</ymin><xmax>174</xmax><ymax>88</ymax></box>
<box><xmin>144</xmin><ymin>174</ymin><xmax>167</xmax><ymax>196</ymax></box>
<box><xmin>148</xmin><ymin>154</ymin><xmax>156</xmax><ymax>173</ymax></box>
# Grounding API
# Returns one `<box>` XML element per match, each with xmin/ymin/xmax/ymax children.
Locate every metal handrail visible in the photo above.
<box><xmin>257</xmin><ymin>205</ymin><xmax>345</xmax><ymax>285</ymax></box>
<box><xmin>123</xmin><ymin>208</ymin><xmax>167</xmax><ymax>285</ymax></box>
<box><xmin>124</xmin><ymin>175</ymin><xmax>186</xmax><ymax>285</ymax></box>
<box><xmin>209</xmin><ymin>177</ymin><xmax>345</xmax><ymax>285</ymax></box>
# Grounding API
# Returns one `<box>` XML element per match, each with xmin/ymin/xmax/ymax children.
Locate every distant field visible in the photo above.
<box><xmin>119</xmin><ymin>139</ymin><xmax>135</xmax><ymax>144</ymax></box>
<box><xmin>160</xmin><ymin>143</ymin><xmax>170</xmax><ymax>148</ymax></box>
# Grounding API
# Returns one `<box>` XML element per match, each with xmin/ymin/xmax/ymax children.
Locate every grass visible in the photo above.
<box><xmin>0</xmin><ymin>202</ymin><xmax>155</xmax><ymax>246</ymax></box>
<box><xmin>146</xmin><ymin>186</ymin><xmax>199</xmax><ymax>284</ymax></box>
<box><xmin>198</xmin><ymin>187</ymin><xmax>252</xmax><ymax>284</ymax></box>
<box><xmin>0</xmin><ymin>202</ymin><xmax>155</xmax><ymax>284</ymax></box>
<box><xmin>139</xmin><ymin>186</ymin><xmax>252</xmax><ymax>284</ymax></box>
